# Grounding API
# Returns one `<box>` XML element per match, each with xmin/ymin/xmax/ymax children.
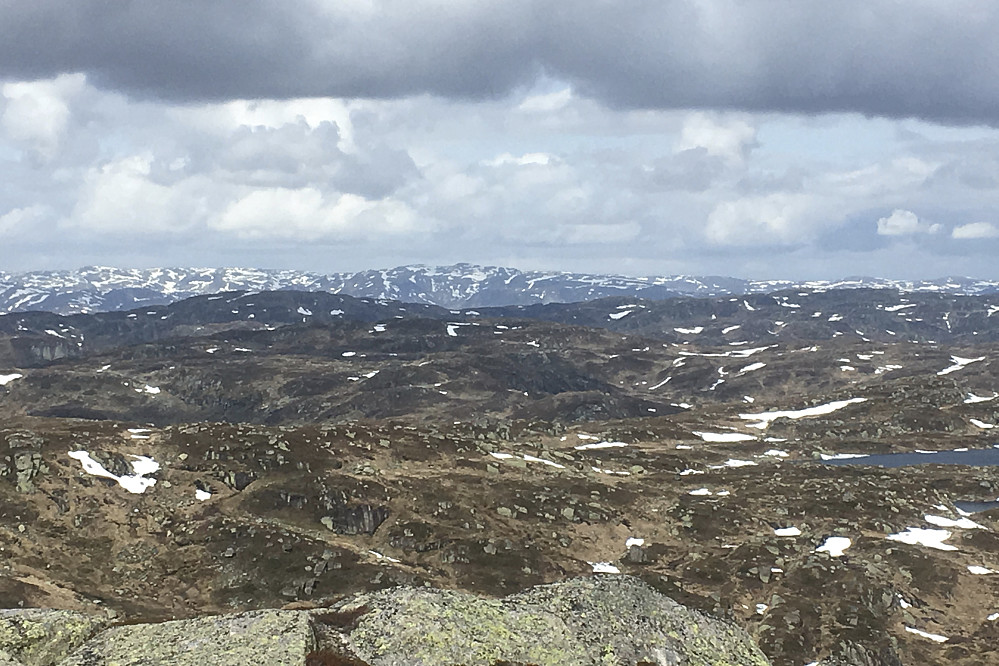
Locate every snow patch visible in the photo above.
<box><xmin>574</xmin><ymin>441</ymin><xmax>628</xmax><ymax>451</ymax></box>
<box><xmin>68</xmin><ymin>451</ymin><xmax>159</xmax><ymax>494</ymax></box>
<box><xmin>924</xmin><ymin>514</ymin><xmax>984</xmax><ymax>529</ymax></box>
<box><xmin>490</xmin><ymin>451</ymin><xmax>565</xmax><ymax>469</ymax></box>
<box><xmin>590</xmin><ymin>466</ymin><xmax>631</xmax><ymax>476</ymax></box>
<box><xmin>590</xmin><ymin>562</ymin><xmax>621</xmax><ymax>574</ymax></box>
<box><xmin>0</xmin><ymin>373</ymin><xmax>23</xmax><ymax>386</ymax></box>
<box><xmin>819</xmin><ymin>452</ymin><xmax>869</xmax><ymax>461</ymax></box>
<box><xmin>714</xmin><ymin>459</ymin><xmax>757</xmax><ymax>468</ymax></box>
<box><xmin>692</xmin><ymin>431</ymin><xmax>757</xmax><ymax>443</ymax></box>
<box><xmin>815</xmin><ymin>536</ymin><xmax>852</xmax><ymax>557</ymax></box>
<box><xmin>887</xmin><ymin>527</ymin><xmax>957</xmax><ymax>551</ymax></box>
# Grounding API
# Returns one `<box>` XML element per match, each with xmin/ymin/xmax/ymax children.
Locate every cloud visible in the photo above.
<box><xmin>3</xmin><ymin>2</ymin><xmax>999</xmax><ymax>125</ymax></box>
<box><xmin>486</xmin><ymin>152</ymin><xmax>555</xmax><ymax>167</ymax></box>
<box><xmin>213</xmin><ymin>188</ymin><xmax>422</xmax><ymax>240</ymax></box>
<box><xmin>65</xmin><ymin>154</ymin><xmax>222</xmax><ymax>239</ymax></box>
<box><xmin>1</xmin><ymin>73</ymin><xmax>85</xmax><ymax>159</ymax></box>
<box><xmin>704</xmin><ymin>193</ymin><xmax>816</xmax><ymax>246</ymax></box>
<box><xmin>3</xmin><ymin>67</ymin><xmax>999</xmax><ymax>280</ymax></box>
<box><xmin>0</xmin><ymin>205</ymin><xmax>51</xmax><ymax>236</ymax></box>
<box><xmin>952</xmin><ymin>221</ymin><xmax>999</xmax><ymax>239</ymax></box>
<box><xmin>675</xmin><ymin>113</ymin><xmax>757</xmax><ymax>163</ymax></box>
<box><xmin>517</xmin><ymin>88</ymin><xmax>573</xmax><ymax>114</ymax></box>
<box><xmin>876</xmin><ymin>209</ymin><xmax>941</xmax><ymax>236</ymax></box>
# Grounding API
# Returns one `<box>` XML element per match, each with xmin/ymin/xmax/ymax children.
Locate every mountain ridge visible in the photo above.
<box><xmin>3</xmin><ymin>263</ymin><xmax>999</xmax><ymax>315</ymax></box>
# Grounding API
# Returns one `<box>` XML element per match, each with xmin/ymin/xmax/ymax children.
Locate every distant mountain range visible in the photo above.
<box><xmin>2</xmin><ymin>264</ymin><xmax>998</xmax><ymax>315</ymax></box>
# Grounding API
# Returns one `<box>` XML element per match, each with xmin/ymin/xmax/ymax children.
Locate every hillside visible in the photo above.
<box><xmin>1</xmin><ymin>289</ymin><xmax>998</xmax><ymax>665</ymax></box>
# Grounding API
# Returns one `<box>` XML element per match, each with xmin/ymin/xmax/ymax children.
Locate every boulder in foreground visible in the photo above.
<box><xmin>61</xmin><ymin>609</ymin><xmax>314</xmax><ymax>666</ymax></box>
<box><xmin>328</xmin><ymin>575</ymin><xmax>772</xmax><ymax>665</ymax></box>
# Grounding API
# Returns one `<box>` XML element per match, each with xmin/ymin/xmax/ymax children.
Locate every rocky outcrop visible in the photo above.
<box><xmin>61</xmin><ymin>609</ymin><xmax>314</xmax><ymax>666</ymax></box>
<box><xmin>3</xmin><ymin>578</ymin><xmax>774</xmax><ymax>665</ymax></box>
<box><xmin>324</xmin><ymin>575</ymin><xmax>772</xmax><ymax>665</ymax></box>
<box><xmin>0</xmin><ymin>609</ymin><xmax>106</xmax><ymax>665</ymax></box>
<box><xmin>823</xmin><ymin>642</ymin><xmax>904</xmax><ymax>666</ymax></box>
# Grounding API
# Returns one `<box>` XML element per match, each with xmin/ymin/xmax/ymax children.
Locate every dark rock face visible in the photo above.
<box><xmin>824</xmin><ymin>642</ymin><xmax>905</xmax><ymax>666</ymax></box>
<box><xmin>322</xmin><ymin>504</ymin><xmax>390</xmax><ymax>536</ymax></box>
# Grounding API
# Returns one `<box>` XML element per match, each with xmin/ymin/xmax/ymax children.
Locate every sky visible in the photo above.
<box><xmin>2</xmin><ymin>1</ymin><xmax>999</xmax><ymax>280</ymax></box>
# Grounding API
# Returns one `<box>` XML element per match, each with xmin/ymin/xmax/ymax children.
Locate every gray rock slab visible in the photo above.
<box><xmin>335</xmin><ymin>575</ymin><xmax>772</xmax><ymax>665</ymax></box>
<box><xmin>0</xmin><ymin>609</ymin><xmax>105</xmax><ymax>666</ymax></box>
<box><xmin>60</xmin><ymin>609</ymin><xmax>314</xmax><ymax>666</ymax></box>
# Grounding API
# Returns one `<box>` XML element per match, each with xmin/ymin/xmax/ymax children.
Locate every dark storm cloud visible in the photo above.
<box><xmin>3</xmin><ymin>1</ymin><xmax>999</xmax><ymax>124</ymax></box>
<box><xmin>0</xmin><ymin>0</ymin><xmax>540</xmax><ymax>101</ymax></box>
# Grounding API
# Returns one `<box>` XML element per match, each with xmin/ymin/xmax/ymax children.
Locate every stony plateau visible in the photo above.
<box><xmin>0</xmin><ymin>286</ymin><xmax>997</xmax><ymax>665</ymax></box>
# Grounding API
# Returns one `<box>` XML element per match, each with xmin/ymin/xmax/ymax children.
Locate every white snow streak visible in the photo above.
<box><xmin>938</xmin><ymin>355</ymin><xmax>985</xmax><ymax>376</ymax></box>
<box><xmin>741</xmin><ymin>398</ymin><xmax>867</xmax><ymax>429</ymax></box>
<box><xmin>904</xmin><ymin>627</ymin><xmax>948</xmax><ymax>643</ymax></box>
<box><xmin>692</xmin><ymin>431</ymin><xmax>756</xmax><ymax>442</ymax></box>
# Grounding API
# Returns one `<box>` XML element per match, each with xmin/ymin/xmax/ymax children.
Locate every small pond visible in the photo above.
<box><xmin>820</xmin><ymin>447</ymin><xmax>999</xmax><ymax>468</ymax></box>
<box><xmin>820</xmin><ymin>446</ymin><xmax>999</xmax><ymax>513</ymax></box>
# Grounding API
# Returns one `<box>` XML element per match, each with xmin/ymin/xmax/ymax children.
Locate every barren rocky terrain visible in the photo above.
<box><xmin>1</xmin><ymin>288</ymin><xmax>998</xmax><ymax>665</ymax></box>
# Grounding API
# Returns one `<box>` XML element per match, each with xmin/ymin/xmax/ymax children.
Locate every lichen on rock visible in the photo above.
<box><xmin>332</xmin><ymin>575</ymin><xmax>772</xmax><ymax>665</ymax></box>
<box><xmin>61</xmin><ymin>609</ymin><xmax>315</xmax><ymax>666</ymax></box>
<box><xmin>0</xmin><ymin>608</ymin><xmax>106</xmax><ymax>666</ymax></box>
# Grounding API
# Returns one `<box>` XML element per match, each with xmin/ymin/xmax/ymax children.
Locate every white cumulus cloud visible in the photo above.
<box><xmin>952</xmin><ymin>221</ymin><xmax>999</xmax><ymax>239</ymax></box>
<box><xmin>213</xmin><ymin>187</ymin><xmax>421</xmax><ymax>240</ymax></box>
<box><xmin>876</xmin><ymin>209</ymin><xmax>941</xmax><ymax>236</ymax></box>
<box><xmin>68</xmin><ymin>154</ymin><xmax>206</xmax><ymax>233</ymax></box>
<box><xmin>1</xmin><ymin>73</ymin><xmax>86</xmax><ymax>159</ymax></box>
<box><xmin>705</xmin><ymin>193</ymin><xmax>814</xmax><ymax>246</ymax></box>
